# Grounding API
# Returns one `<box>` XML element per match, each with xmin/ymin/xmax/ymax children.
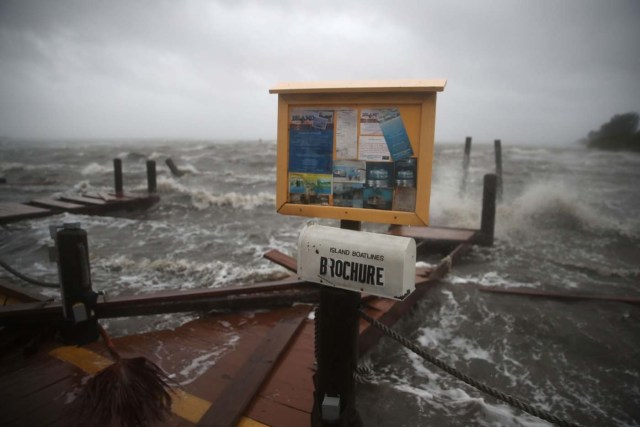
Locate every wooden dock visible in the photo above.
<box><xmin>0</xmin><ymin>241</ymin><xmax>472</xmax><ymax>427</ymax></box>
<box><xmin>0</xmin><ymin>193</ymin><xmax>160</xmax><ymax>224</ymax></box>
<box><xmin>0</xmin><ymin>158</ymin><xmax>160</xmax><ymax>224</ymax></box>
<box><xmin>0</xmin><ymin>144</ymin><xmax>503</xmax><ymax>426</ymax></box>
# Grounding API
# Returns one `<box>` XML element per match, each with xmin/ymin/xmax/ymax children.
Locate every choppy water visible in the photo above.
<box><xmin>1</xmin><ymin>139</ymin><xmax>639</xmax><ymax>426</ymax></box>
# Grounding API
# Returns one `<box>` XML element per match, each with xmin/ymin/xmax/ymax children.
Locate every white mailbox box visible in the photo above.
<box><xmin>298</xmin><ymin>224</ymin><xmax>416</xmax><ymax>300</ymax></box>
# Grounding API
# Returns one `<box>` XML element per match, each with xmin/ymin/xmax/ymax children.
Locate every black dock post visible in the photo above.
<box><xmin>461</xmin><ymin>136</ymin><xmax>472</xmax><ymax>194</ymax></box>
<box><xmin>312</xmin><ymin>219</ymin><xmax>362</xmax><ymax>427</ymax></box>
<box><xmin>52</xmin><ymin>223</ymin><xmax>99</xmax><ymax>344</ymax></box>
<box><xmin>494</xmin><ymin>139</ymin><xmax>503</xmax><ymax>201</ymax></box>
<box><xmin>480</xmin><ymin>174</ymin><xmax>497</xmax><ymax>246</ymax></box>
<box><xmin>165</xmin><ymin>158</ymin><xmax>185</xmax><ymax>177</ymax></box>
<box><xmin>146</xmin><ymin>160</ymin><xmax>157</xmax><ymax>194</ymax></box>
<box><xmin>113</xmin><ymin>158</ymin><xmax>123</xmax><ymax>196</ymax></box>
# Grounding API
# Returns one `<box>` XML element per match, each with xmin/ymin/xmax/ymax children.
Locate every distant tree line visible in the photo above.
<box><xmin>583</xmin><ymin>112</ymin><xmax>640</xmax><ymax>151</ymax></box>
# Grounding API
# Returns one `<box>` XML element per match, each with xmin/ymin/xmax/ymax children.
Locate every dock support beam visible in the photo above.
<box><xmin>494</xmin><ymin>139</ymin><xmax>503</xmax><ymax>201</ymax></box>
<box><xmin>146</xmin><ymin>160</ymin><xmax>157</xmax><ymax>194</ymax></box>
<box><xmin>113</xmin><ymin>158</ymin><xmax>123</xmax><ymax>196</ymax></box>
<box><xmin>480</xmin><ymin>174</ymin><xmax>497</xmax><ymax>246</ymax></box>
<box><xmin>312</xmin><ymin>220</ymin><xmax>362</xmax><ymax>427</ymax></box>
<box><xmin>461</xmin><ymin>136</ymin><xmax>472</xmax><ymax>194</ymax></box>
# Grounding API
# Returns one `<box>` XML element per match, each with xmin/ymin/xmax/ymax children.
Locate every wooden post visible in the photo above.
<box><xmin>113</xmin><ymin>158</ymin><xmax>123</xmax><ymax>196</ymax></box>
<box><xmin>480</xmin><ymin>174</ymin><xmax>497</xmax><ymax>246</ymax></box>
<box><xmin>494</xmin><ymin>139</ymin><xmax>503</xmax><ymax>201</ymax></box>
<box><xmin>165</xmin><ymin>158</ymin><xmax>185</xmax><ymax>177</ymax></box>
<box><xmin>312</xmin><ymin>220</ymin><xmax>362</xmax><ymax>427</ymax></box>
<box><xmin>461</xmin><ymin>136</ymin><xmax>472</xmax><ymax>194</ymax></box>
<box><xmin>146</xmin><ymin>160</ymin><xmax>157</xmax><ymax>194</ymax></box>
<box><xmin>54</xmin><ymin>223</ymin><xmax>99</xmax><ymax>344</ymax></box>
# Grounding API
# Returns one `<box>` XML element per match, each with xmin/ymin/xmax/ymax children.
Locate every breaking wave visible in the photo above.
<box><xmin>1</xmin><ymin>161</ymin><xmax>43</xmax><ymax>172</ymax></box>
<box><xmin>156</xmin><ymin>177</ymin><xmax>274</xmax><ymax>210</ymax></box>
<box><xmin>81</xmin><ymin>162</ymin><xmax>112</xmax><ymax>175</ymax></box>
<box><xmin>498</xmin><ymin>181</ymin><xmax>638</xmax><ymax>238</ymax></box>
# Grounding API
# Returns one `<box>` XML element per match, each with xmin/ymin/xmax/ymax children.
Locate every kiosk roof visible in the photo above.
<box><xmin>269</xmin><ymin>79</ymin><xmax>446</xmax><ymax>94</ymax></box>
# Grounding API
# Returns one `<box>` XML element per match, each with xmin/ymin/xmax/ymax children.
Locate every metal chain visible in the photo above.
<box><xmin>358</xmin><ymin>309</ymin><xmax>583</xmax><ymax>427</ymax></box>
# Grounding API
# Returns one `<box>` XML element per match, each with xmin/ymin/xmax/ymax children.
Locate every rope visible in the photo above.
<box><xmin>358</xmin><ymin>309</ymin><xmax>583</xmax><ymax>427</ymax></box>
<box><xmin>0</xmin><ymin>258</ymin><xmax>59</xmax><ymax>288</ymax></box>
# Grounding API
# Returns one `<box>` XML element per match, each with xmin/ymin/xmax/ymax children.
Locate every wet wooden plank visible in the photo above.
<box><xmin>0</xmin><ymin>278</ymin><xmax>313</xmax><ymax>324</ymax></box>
<box><xmin>263</xmin><ymin>249</ymin><xmax>297</xmax><ymax>273</ymax></box>
<box><xmin>252</xmin><ymin>319</ymin><xmax>316</xmax><ymax>412</ymax></box>
<box><xmin>83</xmin><ymin>192</ymin><xmax>134</xmax><ymax>202</ymax></box>
<box><xmin>0</xmin><ymin>356</ymin><xmax>69</xmax><ymax>400</ymax></box>
<box><xmin>28</xmin><ymin>198</ymin><xmax>86</xmax><ymax>211</ymax></box>
<box><xmin>246</xmin><ymin>396</ymin><xmax>310</xmax><ymax>427</ymax></box>
<box><xmin>479</xmin><ymin>286</ymin><xmax>640</xmax><ymax>305</ymax></box>
<box><xmin>0</xmin><ymin>203</ymin><xmax>51</xmax><ymax>223</ymax></box>
<box><xmin>0</xmin><ymin>354</ymin><xmax>81</xmax><ymax>426</ymax></box>
<box><xmin>196</xmin><ymin>305</ymin><xmax>310</xmax><ymax>427</ymax></box>
<box><xmin>388</xmin><ymin>225</ymin><xmax>477</xmax><ymax>244</ymax></box>
<box><xmin>58</xmin><ymin>195</ymin><xmax>108</xmax><ymax>206</ymax></box>
<box><xmin>3</xmin><ymin>376</ymin><xmax>79</xmax><ymax>427</ymax></box>
<box><xmin>0</xmin><ymin>279</ymin><xmax>50</xmax><ymax>302</ymax></box>
<box><xmin>1</xmin><ymin>193</ymin><xmax>159</xmax><ymax>224</ymax></box>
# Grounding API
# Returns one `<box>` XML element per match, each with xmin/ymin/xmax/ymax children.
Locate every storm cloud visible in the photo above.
<box><xmin>1</xmin><ymin>0</ymin><xmax>639</xmax><ymax>144</ymax></box>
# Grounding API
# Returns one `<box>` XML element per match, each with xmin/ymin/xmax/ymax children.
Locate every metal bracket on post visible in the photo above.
<box><xmin>50</xmin><ymin>223</ymin><xmax>100</xmax><ymax>345</ymax></box>
<box><xmin>321</xmin><ymin>395</ymin><xmax>341</xmax><ymax>423</ymax></box>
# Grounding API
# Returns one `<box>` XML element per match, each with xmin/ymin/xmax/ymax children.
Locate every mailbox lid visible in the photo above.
<box><xmin>297</xmin><ymin>224</ymin><xmax>416</xmax><ymax>300</ymax></box>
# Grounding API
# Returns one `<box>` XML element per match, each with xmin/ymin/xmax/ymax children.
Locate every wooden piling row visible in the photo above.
<box><xmin>460</xmin><ymin>137</ymin><xmax>503</xmax><ymax>203</ymax></box>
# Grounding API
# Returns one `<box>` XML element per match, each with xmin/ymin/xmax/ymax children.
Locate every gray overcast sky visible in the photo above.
<box><xmin>1</xmin><ymin>0</ymin><xmax>639</xmax><ymax>145</ymax></box>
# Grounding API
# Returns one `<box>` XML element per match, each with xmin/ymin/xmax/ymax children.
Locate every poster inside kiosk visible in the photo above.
<box><xmin>270</xmin><ymin>80</ymin><xmax>446</xmax><ymax>226</ymax></box>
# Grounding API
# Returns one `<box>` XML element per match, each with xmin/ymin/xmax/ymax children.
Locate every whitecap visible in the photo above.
<box><xmin>81</xmin><ymin>162</ymin><xmax>111</xmax><ymax>175</ymax></box>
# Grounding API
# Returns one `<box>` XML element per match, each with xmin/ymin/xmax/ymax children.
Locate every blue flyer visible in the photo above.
<box><xmin>379</xmin><ymin>110</ymin><xmax>414</xmax><ymax>161</ymax></box>
<box><xmin>288</xmin><ymin>110</ymin><xmax>334</xmax><ymax>174</ymax></box>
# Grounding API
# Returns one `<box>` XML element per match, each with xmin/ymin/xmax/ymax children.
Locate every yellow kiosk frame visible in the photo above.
<box><xmin>270</xmin><ymin>79</ymin><xmax>446</xmax><ymax>226</ymax></box>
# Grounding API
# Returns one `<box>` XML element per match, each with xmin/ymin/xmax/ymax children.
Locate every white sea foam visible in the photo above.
<box><xmin>191</xmin><ymin>190</ymin><xmax>274</xmax><ymax>210</ymax></box>
<box><xmin>429</xmin><ymin>168</ymin><xmax>481</xmax><ymax>229</ymax></box>
<box><xmin>0</xmin><ymin>161</ymin><xmax>39</xmax><ymax>172</ymax></box>
<box><xmin>450</xmin><ymin>271</ymin><xmax>540</xmax><ymax>289</ymax></box>
<box><xmin>497</xmin><ymin>180</ymin><xmax>639</xmax><ymax>238</ymax></box>
<box><xmin>80</xmin><ymin>162</ymin><xmax>112</xmax><ymax>175</ymax></box>
<box><xmin>221</xmin><ymin>171</ymin><xmax>276</xmax><ymax>185</ymax></box>
<box><xmin>97</xmin><ymin>255</ymin><xmax>289</xmax><ymax>293</ymax></box>
<box><xmin>156</xmin><ymin>176</ymin><xmax>274</xmax><ymax>210</ymax></box>
<box><xmin>176</xmin><ymin>334</ymin><xmax>240</xmax><ymax>385</ymax></box>
<box><xmin>179</xmin><ymin>163</ymin><xmax>201</xmax><ymax>175</ymax></box>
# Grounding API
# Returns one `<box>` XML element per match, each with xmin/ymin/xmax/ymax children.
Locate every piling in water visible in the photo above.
<box><xmin>165</xmin><ymin>158</ymin><xmax>185</xmax><ymax>177</ymax></box>
<box><xmin>480</xmin><ymin>174</ymin><xmax>497</xmax><ymax>246</ymax></box>
<box><xmin>494</xmin><ymin>139</ymin><xmax>503</xmax><ymax>201</ymax></box>
<box><xmin>461</xmin><ymin>136</ymin><xmax>472</xmax><ymax>194</ymax></box>
<box><xmin>146</xmin><ymin>160</ymin><xmax>157</xmax><ymax>194</ymax></box>
<box><xmin>113</xmin><ymin>158</ymin><xmax>123</xmax><ymax>196</ymax></box>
